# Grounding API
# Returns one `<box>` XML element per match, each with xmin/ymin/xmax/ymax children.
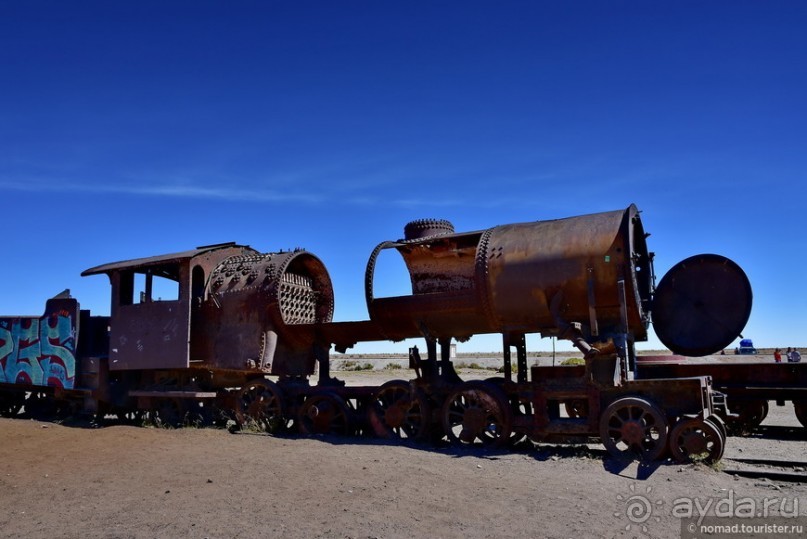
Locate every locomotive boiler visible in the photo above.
<box><xmin>0</xmin><ymin>204</ymin><xmax>753</xmax><ymax>465</ymax></box>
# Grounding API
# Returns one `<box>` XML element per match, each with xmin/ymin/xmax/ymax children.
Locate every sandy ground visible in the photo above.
<box><xmin>2</xmin><ymin>364</ymin><xmax>806</xmax><ymax>539</ymax></box>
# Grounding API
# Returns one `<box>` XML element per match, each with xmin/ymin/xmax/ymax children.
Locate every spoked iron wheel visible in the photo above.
<box><xmin>668</xmin><ymin>418</ymin><xmax>725</xmax><ymax>464</ymax></box>
<box><xmin>237</xmin><ymin>379</ymin><xmax>286</xmax><ymax>433</ymax></box>
<box><xmin>369</xmin><ymin>380</ymin><xmax>429</xmax><ymax>439</ymax></box>
<box><xmin>485</xmin><ymin>377</ymin><xmax>529</xmax><ymax>446</ymax></box>
<box><xmin>727</xmin><ymin>399</ymin><xmax>768</xmax><ymax>434</ymax></box>
<box><xmin>441</xmin><ymin>381</ymin><xmax>512</xmax><ymax>447</ymax></box>
<box><xmin>599</xmin><ymin>397</ymin><xmax>668</xmax><ymax>461</ymax></box>
<box><xmin>298</xmin><ymin>393</ymin><xmax>353</xmax><ymax>436</ymax></box>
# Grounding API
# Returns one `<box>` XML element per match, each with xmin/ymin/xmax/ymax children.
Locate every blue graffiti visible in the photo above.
<box><xmin>0</xmin><ymin>323</ymin><xmax>11</xmax><ymax>384</ymax></box>
<box><xmin>0</xmin><ymin>312</ymin><xmax>76</xmax><ymax>389</ymax></box>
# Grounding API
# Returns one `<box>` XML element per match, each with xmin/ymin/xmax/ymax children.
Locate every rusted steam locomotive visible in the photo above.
<box><xmin>0</xmin><ymin>205</ymin><xmax>753</xmax><ymax>464</ymax></box>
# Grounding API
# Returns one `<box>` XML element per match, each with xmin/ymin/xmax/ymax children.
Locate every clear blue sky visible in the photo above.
<box><xmin>1</xmin><ymin>1</ymin><xmax>805</xmax><ymax>354</ymax></box>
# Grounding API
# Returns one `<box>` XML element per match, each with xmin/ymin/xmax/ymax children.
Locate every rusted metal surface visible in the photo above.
<box><xmin>82</xmin><ymin>243</ymin><xmax>257</xmax><ymax>371</ymax></box>
<box><xmin>197</xmin><ymin>248</ymin><xmax>334</xmax><ymax>376</ymax></box>
<box><xmin>668</xmin><ymin>417</ymin><xmax>726</xmax><ymax>464</ymax></box>
<box><xmin>441</xmin><ymin>381</ymin><xmax>513</xmax><ymax>446</ymax></box>
<box><xmin>82</xmin><ymin>243</ymin><xmax>334</xmax><ymax>376</ymax></box>
<box><xmin>599</xmin><ymin>396</ymin><xmax>668</xmax><ymax>461</ymax></box>
<box><xmin>365</xmin><ymin>206</ymin><xmax>653</xmax><ymax>353</ymax></box>
<box><xmin>652</xmin><ymin>254</ymin><xmax>753</xmax><ymax>356</ymax></box>
<box><xmin>636</xmin><ymin>359</ymin><xmax>807</xmax><ymax>431</ymax></box>
<box><xmin>1</xmin><ymin>204</ymin><xmax>760</xmax><ymax>464</ymax></box>
<box><xmin>636</xmin><ymin>360</ymin><xmax>807</xmax><ymax>393</ymax></box>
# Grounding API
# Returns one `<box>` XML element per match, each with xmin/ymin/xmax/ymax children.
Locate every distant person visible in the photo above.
<box><xmin>789</xmin><ymin>348</ymin><xmax>802</xmax><ymax>363</ymax></box>
<box><xmin>786</xmin><ymin>347</ymin><xmax>793</xmax><ymax>362</ymax></box>
<box><xmin>774</xmin><ymin>348</ymin><xmax>782</xmax><ymax>363</ymax></box>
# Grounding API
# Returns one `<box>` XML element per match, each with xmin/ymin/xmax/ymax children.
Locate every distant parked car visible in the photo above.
<box><xmin>735</xmin><ymin>338</ymin><xmax>758</xmax><ymax>355</ymax></box>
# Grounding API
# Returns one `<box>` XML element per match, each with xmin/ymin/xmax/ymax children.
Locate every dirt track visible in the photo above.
<box><xmin>2</xmin><ymin>368</ymin><xmax>806</xmax><ymax>539</ymax></box>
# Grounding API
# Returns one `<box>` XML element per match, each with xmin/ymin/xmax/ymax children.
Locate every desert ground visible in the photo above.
<box><xmin>1</xmin><ymin>353</ymin><xmax>805</xmax><ymax>539</ymax></box>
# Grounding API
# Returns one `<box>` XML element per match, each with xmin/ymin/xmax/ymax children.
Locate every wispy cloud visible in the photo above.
<box><xmin>0</xmin><ymin>170</ymin><xmax>463</xmax><ymax>206</ymax></box>
<box><xmin>0</xmin><ymin>177</ymin><xmax>326</xmax><ymax>204</ymax></box>
<box><xmin>0</xmin><ymin>155</ymin><xmax>601</xmax><ymax>209</ymax></box>
<box><xmin>0</xmin><ymin>173</ymin><xmax>575</xmax><ymax>210</ymax></box>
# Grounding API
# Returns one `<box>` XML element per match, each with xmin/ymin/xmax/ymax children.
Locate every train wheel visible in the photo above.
<box><xmin>237</xmin><ymin>379</ymin><xmax>286</xmax><ymax>434</ymax></box>
<box><xmin>0</xmin><ymin>392</ymin><xmax>25</xmax><ymax>417</ymax></box>
<box><xmin>794</xmin><ymin>400</ymin><xmax>807</xmax><ymax>429</ymax></box>
<box><xmin>599</xmin><ymin>397</ymin><xmax>668</xmax><ymax>461</ymax></box>
<box><xmin>707</xmin><ymin>414</ymin><xmax>729</xmax><ymax>440</ymax></box>
<box><xmin>298</xmin><ymin>393</ymin><xmax>353</xmax><ymax>436</ymax></box>
<box><xmin>668</xmin><ymin>418</ymin><xmax>725</xmax><ymax>464</ymax></box>
<box><xmin>368</xmin><ymin>380</ymin><xmax>429</xmax><ymax>440</ymax></box>
<box><xmin>484</xmin><ymin>377</ymin><xmax>529</xmax><ymax>446</ymax></box>
<box><xmin>728</xmin><ymin>399</ymin><xmax>768</xmax><ymax>433</ymax></box>
<box><xmin>441</xmin><ymin>381</ymin><xmax>512</xmax><ymax>447</ymax></box>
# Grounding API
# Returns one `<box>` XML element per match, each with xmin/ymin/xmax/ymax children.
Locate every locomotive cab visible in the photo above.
<box><xmin>82</xmin><ymin>242</ymin><xmax>335</xmax><ymax>377</ymax></box>
<box><xmin>82</xmin><ymin>243</ymin><xmax>259</xmax><ymax>371</ymax></box>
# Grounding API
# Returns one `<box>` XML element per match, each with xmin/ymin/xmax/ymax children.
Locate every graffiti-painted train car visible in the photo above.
<box><xmin>0</xmin><ymin>293</ymin><xmax>109</xmax><ymax>416</ymax></box>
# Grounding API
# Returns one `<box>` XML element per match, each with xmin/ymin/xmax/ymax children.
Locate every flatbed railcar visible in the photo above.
<box><xmin>0</xmin><ymin>204</ymin><xmax>754</xmax><ymax>464</ymax></box>
<box><xmin>635</xmin><ymin>357</ymin><xmax>807</xmax><ymax>433</ymax></box>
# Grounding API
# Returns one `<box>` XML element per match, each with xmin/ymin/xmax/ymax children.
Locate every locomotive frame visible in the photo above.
<box><xmin>1</xmin><ymin>205</ymin><xmax>752</xmax><ymax>464</ymax></box>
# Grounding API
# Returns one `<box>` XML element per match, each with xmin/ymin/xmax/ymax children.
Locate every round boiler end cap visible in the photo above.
<box><xmin>652</xmin><ymin>254</ymin><xmax>752</xmax><ymax>357</ymax></box>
